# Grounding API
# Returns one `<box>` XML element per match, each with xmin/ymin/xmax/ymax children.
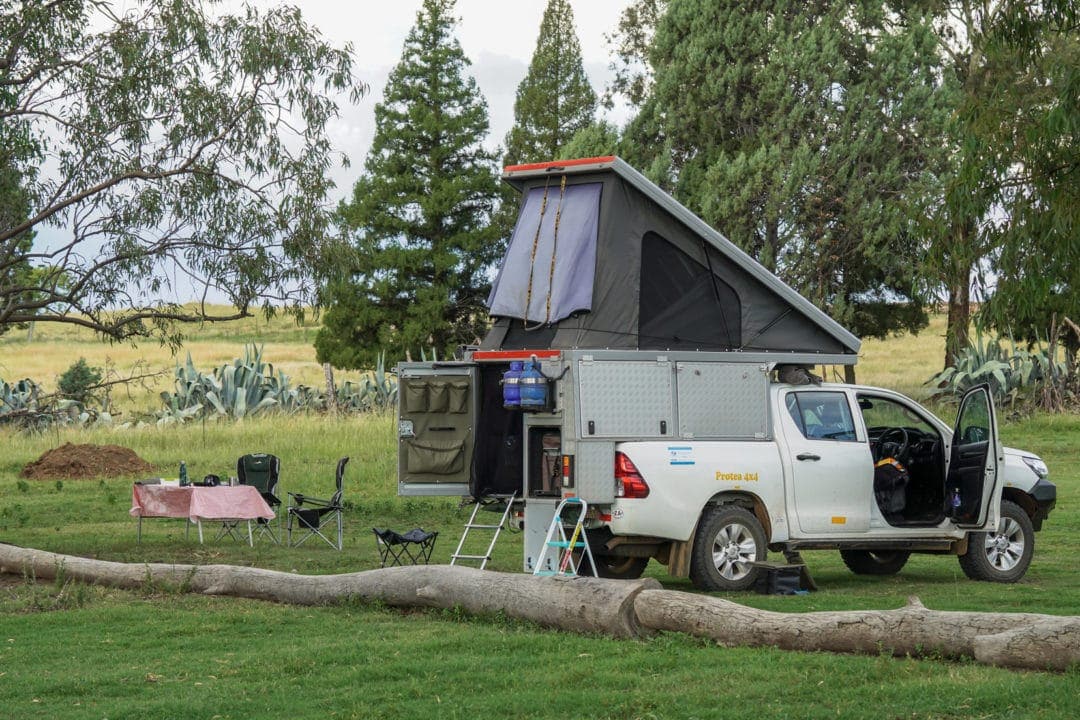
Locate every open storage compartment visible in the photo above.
<box><xmin>527</xmin><ymin>425</ymin><xmax>562</xmax><ymax>498</ymax></box>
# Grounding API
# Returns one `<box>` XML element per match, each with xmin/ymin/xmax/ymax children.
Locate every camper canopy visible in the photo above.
<box><xmin>484</xmin><ymin>156</ymin><xmax>861</xmax><ymax>364</ymax></box>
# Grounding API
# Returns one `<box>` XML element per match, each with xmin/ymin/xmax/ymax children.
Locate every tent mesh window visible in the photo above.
<box><xmin>639</xmin><ymin>231</ymin><xmax>741</xmax><ymax>350</ymax></box>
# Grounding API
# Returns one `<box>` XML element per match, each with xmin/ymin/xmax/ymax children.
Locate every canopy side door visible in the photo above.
<box><xmin>946</xmin><ymin>384</ymin><xmax>1001</xmax><ymax>529</ymax></box>
<box><xmin>398</xmin><ymin>362</ymin><xmax>477</xmax><ymax>496</ymax></box>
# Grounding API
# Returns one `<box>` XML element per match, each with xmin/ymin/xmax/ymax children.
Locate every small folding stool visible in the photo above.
<box><xmin>373</xmin><ymin>528</ymin><xmax>439</xmax><ymax>567</ymax></box>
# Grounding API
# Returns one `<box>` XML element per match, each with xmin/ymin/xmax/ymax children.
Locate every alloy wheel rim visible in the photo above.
<box><xmin>710</xmin><ymin>522</ymin><xmax>757</xmax><ymax>580</ymax></box>
<box><xmin>984</xmin><ymin>517</ymin><xmax>1025</xmax><ymax>571</ymax></box>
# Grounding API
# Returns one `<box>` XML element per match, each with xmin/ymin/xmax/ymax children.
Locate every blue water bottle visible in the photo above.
<box><xmin>502</xmin><ymin>361</ymin><xmax>523</xmax><ymax>409</ymax></box>
<box><xmin>519</xmin><ymin>359</ymin><xmax>549</xmax><ymax>410</ymax></box>
<box><xmin>179</xmin><ymin>461</ymin><xmax>189</xmax><ymax>486</ymax></box>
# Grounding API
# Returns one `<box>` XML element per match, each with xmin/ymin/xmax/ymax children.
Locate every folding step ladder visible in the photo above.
<box><xmin>533</xmin><ymin>497</ymin><xmax>597</xmax><ymax>577</ymax></box>
<box><xmin>450</xmin><ymin>493</ymin><xmax>517</xmax><ymax>570</ymax></box>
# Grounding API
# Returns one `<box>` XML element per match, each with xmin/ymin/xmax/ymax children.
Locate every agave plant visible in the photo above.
<box><xmin>158</xmin><ymin>344</ymin><xmax>292</xmax><ymax>422</ymax></box>
<box><xmin>1</xmin><ymin>377</ymin><xmax>112</xmax><ymax>430</ymax></box>
<box><xmin>337</xmin><ymin>353</ymin><xmax>398</xmax><ymax>411</ymax></box>
<box><xmin>927</xmin><ymin>330</ymin><xmax>1068</xmax><ymax>407</ymax></box>
<box><xmin>1</xmin><ymin>378</ymin><xmax>41</xmax><ymax>416</ymax></box>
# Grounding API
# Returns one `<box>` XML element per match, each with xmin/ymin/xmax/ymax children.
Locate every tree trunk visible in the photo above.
<box><xmin>944</xmin><ymin>275</ymin><xmax>970</xmax><ymax>370</ymax></box>
<box><xmin>323</xmin><ymin>363</ymin><xmax>338</xmax><ymax>415</ymax></box>
<box><xmin>0</xmin><ymin>544</ymin><xmax>656</xmax><ymax>639</ymax></box>
<box><xmin>3</xmin><ymin>545</ymin><xmax>1077</xmax><ymax>671</ymax></box>
<box><xmin>633</xmin><ymin>590</ymin><xmax>1080</xmax><ymax>672</ymax></box>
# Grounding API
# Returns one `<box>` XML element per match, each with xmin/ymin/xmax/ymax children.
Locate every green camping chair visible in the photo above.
<box><xmin>236</xmin><ymin>453</ymin><xmax>282</xmax><ymax>544</ymax></box>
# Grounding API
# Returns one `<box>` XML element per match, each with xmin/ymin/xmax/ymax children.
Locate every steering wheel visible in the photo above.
<box><xmin>875</xmin><ymin>427</ymin><xmax>910</xmax><ymax>464</ymax></box>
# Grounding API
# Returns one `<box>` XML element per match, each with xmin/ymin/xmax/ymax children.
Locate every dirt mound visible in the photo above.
<box><xmin>21</xmin><ymin>443</ymin><xmax>153</xmax><ymax>480</ymax></box>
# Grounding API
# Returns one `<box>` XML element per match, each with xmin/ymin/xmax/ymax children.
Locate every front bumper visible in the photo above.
<box><xmin>1029</xmin><ymin>478</ymin><xmax>1057</xmax><ymax>530</ymax></box>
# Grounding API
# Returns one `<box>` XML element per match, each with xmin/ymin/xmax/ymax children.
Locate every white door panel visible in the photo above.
<box><xmin>782</xmin><ymin>390</ymin><xmax>873</xmax><ymax>534</ymax></box>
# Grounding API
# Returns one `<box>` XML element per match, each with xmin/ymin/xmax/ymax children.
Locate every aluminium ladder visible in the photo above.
<box><xmin>533</xmin><ymin>497</ymin><xmax>597</xmax><ymax>577</ymax></box>
<box><xmin>450</xmin><ymin>493</ymin><xmax>517</xmax><ymax>570</ymax></box>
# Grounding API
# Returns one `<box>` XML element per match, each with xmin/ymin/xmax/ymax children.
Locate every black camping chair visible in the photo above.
<box><xmin>373</xmin><ymin>527</ymin><xmax>439</xmax><ymax>567</ymax></box>
<box><xmin>236</xmin><ymin>453</ymin><xmax>282</xmax><ymax>544</ymax></box>
<box><xmin>288</xmin><ymin>457</ymin><xmax>347</xmax><ymax>550</ymax></box>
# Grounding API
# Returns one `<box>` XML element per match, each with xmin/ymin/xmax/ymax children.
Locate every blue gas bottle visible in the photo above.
<box><xmin>518</xmin><ymin>358</ymin><xmax>549</xmax><ymax>410</ymax></box>
<box><xmin>502</xmin><ymin>361</ymin><xmax>524</xmax><ymax>409</ymax></box>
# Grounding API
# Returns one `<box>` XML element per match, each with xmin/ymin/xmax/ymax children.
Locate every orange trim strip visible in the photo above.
<box><xmin>503</xmin><ymin>156</ymin><xmax>616</xmax><ymax>174</ymax></box>
<box><xmin>471</xmin><ymin>350</ymin><xmax>562</xmax><ymax>361</ymax></box>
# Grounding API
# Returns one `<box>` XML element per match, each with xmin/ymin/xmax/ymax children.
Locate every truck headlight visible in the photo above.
<box><xmin>1022</xmin><ymin>456</ymin><xmax>1049</xmax><ymax>479</ymax></box>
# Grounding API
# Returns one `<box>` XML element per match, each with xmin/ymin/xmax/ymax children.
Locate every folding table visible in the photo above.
<box><xmin>130</xmin><ymin>484</ymin><xmax>275</xmax><ymax>545</ymax></box>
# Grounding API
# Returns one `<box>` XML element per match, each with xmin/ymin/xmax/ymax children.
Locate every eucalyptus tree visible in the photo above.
<box><xmin>0</xmin><ymin>0</ymin><xmax>364</xmax><ymax>345</ymax></box>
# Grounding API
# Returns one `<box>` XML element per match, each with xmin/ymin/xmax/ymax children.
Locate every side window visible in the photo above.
<box><xmin>956</xmin><ymin>389</ymin><xmax>991</xmax><ymax>443</ymax></box>
<box><xmin>787</xmin><ymin>391</ymin><xmax>858</xmax><ymax>442</ymax></box>
<box><xmin>858</xmin><ymin>395</ymin><xmax>938</xmax><ymax>438</ymax></box>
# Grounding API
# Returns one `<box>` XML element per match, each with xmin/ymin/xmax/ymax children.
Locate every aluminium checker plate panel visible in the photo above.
<box><xmin>676</xmin><ymin>362</ymin><xmax>770</xmax><ymax>439</ymax></box>
<box><xmin>573</xmin><ymin>441</ymin><xmax>616</xmax><ymax>504</ymax></box>
<box><xmin>576</xmin><ymin>360</ymin><xmax>674</xmax><ymax>439</ymax></box>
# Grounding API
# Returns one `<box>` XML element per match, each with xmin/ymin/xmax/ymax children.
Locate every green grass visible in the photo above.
<box><xmin>1</xmin><ymin>412</ymin><xmax>1078</xmax><ymax>718</ymax></box>
<box><xmin>2</xmin><ymin>315</ymin><xmax>1079</xmax><ymax>718</ymax></box>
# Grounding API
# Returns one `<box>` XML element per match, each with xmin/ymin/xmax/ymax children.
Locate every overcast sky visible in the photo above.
<box><xmin>34</xmin><ymin>1</ymin><xmax>634</xmax><ymax>304</ymax></box>
<box><xmin>246</xmin><ymin>0</ymin><xmax>634</xmax><ymax>202</ymax></box>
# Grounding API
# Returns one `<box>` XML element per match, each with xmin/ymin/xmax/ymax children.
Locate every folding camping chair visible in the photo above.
<box><xmin>287</xmin><ymin>457</ymin><xmax>347</xmax><ymax>550</ymax></box>
<box><xmin>373</xmin><ymin>527</ymin><xmax>439</xmax><ymax>567</ymax></box>
<box><xmin>236</xmin><ymin>453</ymin><xmax>282</xmax><ymax>543</ymax></box>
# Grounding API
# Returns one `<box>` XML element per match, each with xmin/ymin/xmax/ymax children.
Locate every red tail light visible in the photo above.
<box><xmin>615</xmin><ymin>452</ymin><xmax>650</xmax><ymax>499</ymax></box>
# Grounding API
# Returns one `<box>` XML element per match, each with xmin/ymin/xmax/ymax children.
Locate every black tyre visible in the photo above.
<box><xmin>591</xmin><ymin>555</ymin><xmax>649</xmax><ymax>580</ymax></box>
<box><xmin>839</xmin><ymin>549</ymin><xmax>911</xmax><ymax>576</ymax></box>
<box><xmin>958</xmin><ymin>500</ymin><xmax>1035</xmax><ymax>583</ymax></box>
<box><xmin>689</xmin><ymin>505</ymin><xmax>767</xmax><ymax>591</ymax></box>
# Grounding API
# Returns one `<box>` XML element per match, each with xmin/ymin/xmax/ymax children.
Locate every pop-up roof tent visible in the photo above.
<box><xmin>483</xmin><ymin>156</ymin><xmax>860</xmax><ymax>364</ymax></box>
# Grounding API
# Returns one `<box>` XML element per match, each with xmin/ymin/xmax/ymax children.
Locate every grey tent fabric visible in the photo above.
<box><xmin>483</xmin><ymin>158</ymin><xmax>860</xmax><ymax>359</ymax></box>
<box><xmin>487</xmin><ymin>182</ymin><xmax>601</xmax><ymax>324</ymax></box>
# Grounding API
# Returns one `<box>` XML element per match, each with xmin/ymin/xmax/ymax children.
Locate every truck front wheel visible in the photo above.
<box><xmin>689</xmin><ymin>506</ymin><xmax>766</xmax><ymax>591</ymax></box>
<box><xmin>958</xmin><ymin>500</ymin><xmax>1034</xmax><ymax>583</ymax></box>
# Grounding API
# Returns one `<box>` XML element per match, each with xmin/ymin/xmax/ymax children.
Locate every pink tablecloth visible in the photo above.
<box><xmin>130</xmin><ymin>485</ymin><xmax>274</xmax><ymax>522</ymax></box>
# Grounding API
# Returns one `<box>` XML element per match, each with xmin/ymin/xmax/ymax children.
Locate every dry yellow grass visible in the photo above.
<box><xmin>1</xmin><ymin>306</ymin><xmax>955</xmax><ymax>414</ymax></box>
<box><xmin>0</xmin><ymin>308</ymin><xmax>327</xmax><ymax>413</ymax></box>
<box><xmin>856</xmin><ymin>314</ymin><xmax>948</xmax><ymax>398</ymax></box>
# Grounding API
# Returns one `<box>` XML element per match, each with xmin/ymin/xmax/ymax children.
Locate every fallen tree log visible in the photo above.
<box><xmin>633</xmin><ymin>589</ymin><xmax>1080</xmax><ymax>672</ymax></box>
<box><xmin>2</xmin><ymin>544</ymin><xmax>1077</xmax><ymax>671</ymax></box>
<box><xmin>0</xmin><ymin>544</ymin><xmax>656</xmax><ymax>638</ymax></box>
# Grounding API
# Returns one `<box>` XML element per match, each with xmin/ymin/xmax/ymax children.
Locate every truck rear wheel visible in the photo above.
<box><xmin>839</xmin><ymin>550</ymin><xmax>910</xmax><ymax>576</ymax></box>
<box><xmin>958</xmin><ymin>500</ymin><xmax>1034</xmax><ymax>583</ymax></box>
<box><xmin>689</xmin><ymin>506</ymin><xmax>766</xmax><ymax>591</ymax></box>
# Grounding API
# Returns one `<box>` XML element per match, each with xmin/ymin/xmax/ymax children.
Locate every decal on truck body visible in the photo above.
<box><xmin>667</xmin><ymin>446</ymin><xmax>695</xmax><ymax>466</ymax></box>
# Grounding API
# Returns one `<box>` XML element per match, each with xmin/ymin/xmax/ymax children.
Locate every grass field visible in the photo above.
<box><xmin>1</xmin><ymin>309</ymin><xmax>950</xmax><ymax>416</ymax></box>
<box><xmin>1</xmin><ymin>313</ymin><xmax>1078</xmax><ymax>718</ymax></box>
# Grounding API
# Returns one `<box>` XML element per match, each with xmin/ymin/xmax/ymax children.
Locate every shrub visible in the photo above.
<box><xmin>57</xmin><ymin>358</ymin><xmax>103</xmax><ymax>404</ymax></box>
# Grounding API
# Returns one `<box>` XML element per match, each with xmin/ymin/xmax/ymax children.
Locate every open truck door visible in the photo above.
<box><xmin>946</xmin><ymin>384</ymin><xmax>1002</xmax><ymax>529</ymax></box>
<box><xmin>397</xmin><ymin>362</ymin><xmax>478</xmax><ymax>496</ymax></box>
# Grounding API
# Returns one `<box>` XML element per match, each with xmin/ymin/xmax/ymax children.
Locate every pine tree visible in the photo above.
<box><xmin>503</xmin><ymin>0</ymin><xmax>597</xmax><ymax>165</ymax></box>
<box><xmin>639</xmin><ymin>0</ymin><xmax>947</xmax><ymax>339</ymax></box>
<box><xmin>314</xmin><ymin>0</ymin><xmax>500</xmax><ymax>369</ymax></box>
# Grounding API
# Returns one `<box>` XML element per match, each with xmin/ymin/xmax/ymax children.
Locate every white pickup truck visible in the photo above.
<box><xmin>593</xmin><ymin>382</ymin><xmax>1056</xmax><ymax>590</ymax></box>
